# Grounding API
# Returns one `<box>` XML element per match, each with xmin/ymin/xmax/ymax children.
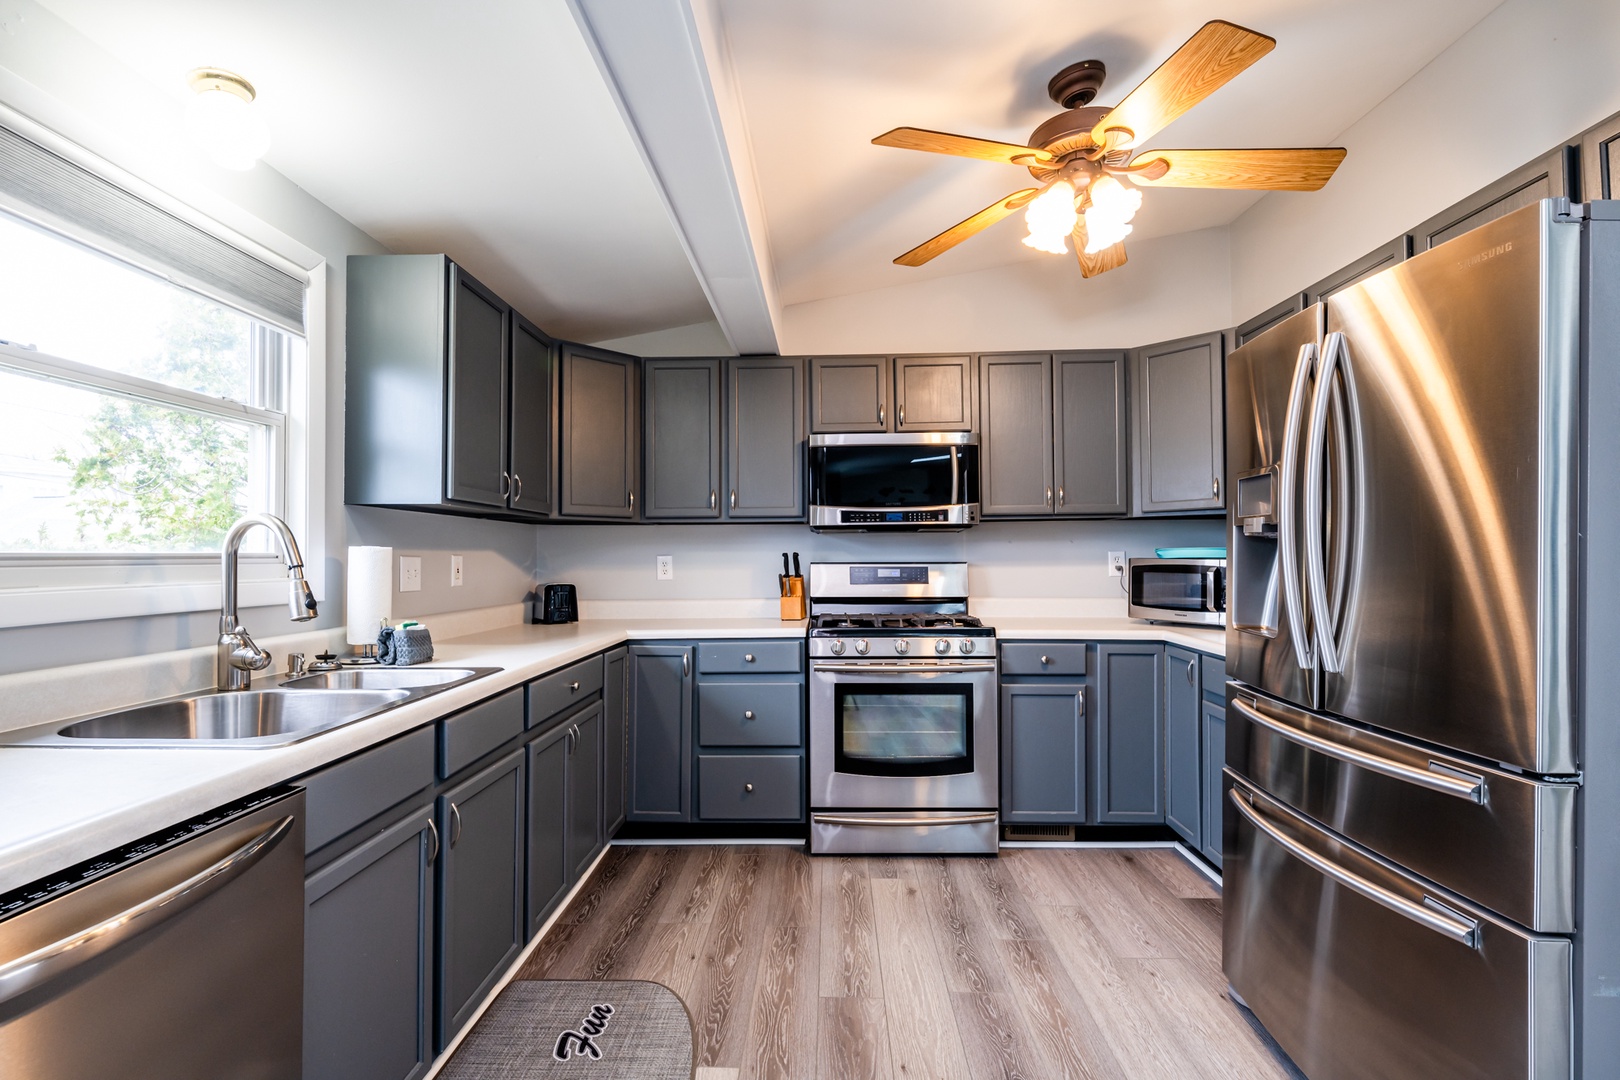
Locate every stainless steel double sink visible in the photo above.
<box><xmin>7</xmin><ymin>666</ymin><xmax>502</xmax><ymax>749</ymax></box>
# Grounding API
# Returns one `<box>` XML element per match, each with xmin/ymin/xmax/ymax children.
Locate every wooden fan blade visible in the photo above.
<box><xmin>1090</xmin><ymin>21</ymin><xmax>1274</xmax><ymax>152</ymax></box>
<box><xmin>894</xmin><ymin>188</ymin><xmax>1041</xmax><ymax>267</ymax></box>
<box><xmin>1073</xmin><ymin>221</ymin><xmax>1127</xmax><ymax>278</ymax></box>
<box><xmin>1123</xmin><ymin>148</ymin><xmax>1346</xmax><ymax>190</ymax></box>
<box><xmin>873</xmin><ymin>127</ymin><xmax>1056</xmax><ymax>167</ymax></box>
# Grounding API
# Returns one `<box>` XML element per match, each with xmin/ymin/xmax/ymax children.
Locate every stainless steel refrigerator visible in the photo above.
<box><xmin>1222</xmin><ymin>199</ymin><xmax>1620</xmax><ymax>1079</ymax></box>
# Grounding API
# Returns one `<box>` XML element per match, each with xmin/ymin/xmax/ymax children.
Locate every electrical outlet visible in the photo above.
<box><xmin>450</xmin><ymin>554</ymin><xmax>464</xmax><ymax>587</ymax></box>
<box><xmin>656</xmin><ymin>555</ymin><xmax>674</xmax><ymax>581</ymax></box>
<box><xmin>1108</xmin><ymin>550</ymin><xmax>1127</xmax><ymax>577</ymax></box>
<box><xmin>399</xmin><ymin>556</ymin><xmax>422</xmax><ymax>592</ymax></box>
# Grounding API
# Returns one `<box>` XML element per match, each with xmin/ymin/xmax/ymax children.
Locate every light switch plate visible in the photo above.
<box><xmin>1108</xmin><ymin>551</ymin><xmax>1127</xmax><ymax>577</ymax></box>
<box><xmin>400</xmin><ymin>556</ymin><xmax>422</xmax><ymax>592</ymax></box>
<box><xmin>656</xmin><ymin>555</ymin><xmax>673</xmax><ymax>580</ymax></box>
<box><xmin>450</xmin><ymin>554</ymin><xmax>464</xmax><ymax>587</ymax></box>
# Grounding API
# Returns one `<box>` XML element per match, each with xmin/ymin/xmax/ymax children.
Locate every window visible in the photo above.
<box><xmin>0</xmin><ymin>210</ymin><xmax>300</xmax><ymax>554</ymax></box>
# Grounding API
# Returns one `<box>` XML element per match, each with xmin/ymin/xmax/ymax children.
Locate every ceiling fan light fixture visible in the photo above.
<box><xmin>1081</xmin><ymin>175</ymin><xmax>1142</xmax><ymax>252</ymax></box>
<box><xmin>185</xmin><ymin>67</ymin><xmax>271</xmax><ymax>171</ymax></box>
<box><xmin>1021</xmin><ymin>180</ymin><xmax>1078</xmax><ymax>255</ymax></box>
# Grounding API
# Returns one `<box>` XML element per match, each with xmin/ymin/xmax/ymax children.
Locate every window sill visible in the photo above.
<box><xmin>0</xmin><ymin>574</ymin><xmax>297</xmax><ymax>629</ymax></box>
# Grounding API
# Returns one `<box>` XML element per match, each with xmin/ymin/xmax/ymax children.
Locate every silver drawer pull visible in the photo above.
<box><xmin>744</xmin><ymin>653</ymin><xmax>755</xmax><ymax>663</ymax></box>
<box><xmin>745</xmin><ymin>783</ymin><xmax>754</xmax><ymax>793</ymax></box>
<box><xmin>1040</xmin><ymin>655</ymin><xmax>1050</xmax><ymax>665</ymax></box>
<box><xmin>569</xmin><ymin>681</ymin><xmax>580</xmax><ymax>692</ymax></box>
<box><xmin>814</xmin><ymin>812</ymin><xmax>999</xmax><ymax>827</ymax></box>
<box><xmin>743</xmin><ymin>710</ymin><xmax>755</xmax><ymax>720</ymax></box>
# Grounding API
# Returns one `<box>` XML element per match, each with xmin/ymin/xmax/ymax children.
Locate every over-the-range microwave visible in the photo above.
<box><xmin>1127</xmin><ymin>556</ymin><xmax>1226</xmax><ymax>626</ymax></box>
<box><xmin>807</xmin><ymin>432</ymin><xmax>979</xmax><ymax>530</ymax></box>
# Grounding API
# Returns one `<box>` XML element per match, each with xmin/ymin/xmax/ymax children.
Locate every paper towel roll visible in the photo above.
<box><xmin>347</xmin><ymin>546</ymin><xmax>394</xmax><ymax>646</ymax></box>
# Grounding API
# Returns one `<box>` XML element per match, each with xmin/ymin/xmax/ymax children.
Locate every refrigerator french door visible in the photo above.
<box><xmin>1223</xmin><ymin>201</ymin><xmax>1591</xmax><ymax>1079</ymax></box>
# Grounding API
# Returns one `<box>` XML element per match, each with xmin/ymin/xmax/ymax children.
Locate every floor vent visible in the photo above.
<box><xmin>1003</xmin><ymin>824</ymin><xmax>1077</xmax><ymax>842</ymax></box>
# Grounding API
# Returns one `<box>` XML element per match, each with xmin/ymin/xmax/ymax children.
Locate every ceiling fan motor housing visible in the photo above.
<box><xmin>1027</xmin><ymin>105</ymin><xmax>1111</xmax><ymax>178</ymax></box>
<box><xmin>1047</xmin><ymin>60</ymin><xmax>1106</xmax><ymax>109</ymax></box>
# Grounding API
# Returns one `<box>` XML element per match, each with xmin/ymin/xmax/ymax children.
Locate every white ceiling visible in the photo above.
<box><xmin>713</xmin><ymin>0</ymin><xmax>1504</xmax><ymax>307</ymax></box>
<box><xmin>35</xmin><ymin>0</ymin><xmax>716</xmax><ymax>343</ymax></box>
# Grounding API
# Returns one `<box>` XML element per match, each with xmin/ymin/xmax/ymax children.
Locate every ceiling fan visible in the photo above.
<box><xmin>873</xmin><ymin>20</ymin><xmax>1346</xmax><ymax>278</ymax></box>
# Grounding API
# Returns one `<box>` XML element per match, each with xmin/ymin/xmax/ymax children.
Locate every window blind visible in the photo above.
<box><xmin>0</xmin><ymin>123</ymin><xmax>305</xmax><ymax>333</ymax></box>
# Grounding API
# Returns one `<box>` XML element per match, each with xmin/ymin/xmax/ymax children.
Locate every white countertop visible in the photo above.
<box><xmin>0</xmin><ymin>613</ymin><xmax>1224</xmax><ymax>894</ymax></box>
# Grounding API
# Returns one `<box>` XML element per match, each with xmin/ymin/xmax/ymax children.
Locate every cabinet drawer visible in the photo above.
<box><xmin>438</xmin><ymin>686</ymin><xmax>525</xmax><ymax>778</ymax></box>
<box><xmin>697</xmin><ymin>754</ymin><xmax>803</xmax><ymax>821</ymax></box>
<box><xmin>529</xmin><ymin>655</ymin><xmax>604</xmax><ymax>726</ymax></box>
<box><xmin>697</xmin><ymin>640</ymin><xmax>802</xmax><ymax>675</ymax></box>
<box><xmin>1001</xmin><ymin>642</ymin><xmax>1087</xmax><ymax>676</ymax></box>
<box><xmin>302</xmin><ymin>725</ymin><xmax>436</xmax><ymax>853</ymax></box>
<box><xmin>1201</xmin><ymin>653</ymin><xmax>1227</xmax><ymax>698</ymax></box>
<box><xmin>698</xmin><ymin>682</ymin><xmax>803</xmax><ymax>747</ymax></box>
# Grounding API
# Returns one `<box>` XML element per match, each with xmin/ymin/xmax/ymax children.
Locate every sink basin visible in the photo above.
<box><xmin>280</xmin><ymin>667</ymin><xmax>484</xmax><ymax>691</ymax></box>
<box><xmin>41</xmin><ymin>688</ymin><xmax>412</xmax><ymax>748</ymax></box>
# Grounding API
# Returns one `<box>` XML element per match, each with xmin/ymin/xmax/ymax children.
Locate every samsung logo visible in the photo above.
<box><xmin>1458</xmin><ymin>240</ymin><xmax>1513</xmax><ymax>270</ymax></box>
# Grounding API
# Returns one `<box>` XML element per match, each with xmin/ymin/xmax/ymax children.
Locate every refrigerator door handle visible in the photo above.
<box><xmin>1229</xmin><ymin>786</ymin><xmax>1481</xmax><ymax>948</ymax></box>
<box><xmin>1278</xmin><ymin>341</ymin><xmax>1317</xmax><ymax>670</ymax></box>
<box><xmin>1230</xmin><ymin>696</ymin><xmax>1487</xmax><ymax>803</ymax></box>
<box><xmin>1305</xmin><ymin>332</ymin><xmax>1345</xmax><ymax>673</ymax></box>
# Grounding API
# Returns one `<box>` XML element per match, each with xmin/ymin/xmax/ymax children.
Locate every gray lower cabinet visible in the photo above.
<box><xmin>566</xmin><ymin>702</ymin><xmax>605</xmax><ymax>881</ymax></box>
<box><xmin>1130</xmin><ymin>333</ymin><xmax>1224</xmax><ymax>515</ymax></box>
<box><xmin>1093</xmin><ymin>643</ymin><xmax>1165</xmax><ymax>823</ymax></box>
<box><xmin>603</xmin><ymin>647</ymin><xmax>629</xmax><ymax>835</ymax></box>
<box><xmin>526</xmin><ymin>718</ymin><xmax>569</xmax><ymax>936</ymax></box>
<box><xmin>811</xmin><ymin>355</ymin><xmax>890</xmax><ymax>432</ymax></box>
<box><xmin>628</xmin><ymin>645</ymin><xmax>694</xmax><ymax>821</ymax></box>
<box><xmin>893</xmin><ymin>354</ymin><xmax>973</xmax><ymax>431</ymax></box>
<box><xmin>304</xmin><ymin>804</ymin><xmax>436</xmax><ymax>1080</ymax></box>
<box><xmin>560</xmin><ymin>343</ymin><xmax>639</xmax><ymax>519</ymax></box>
<box><xmin>643</xmin><ymin>358</ymin><xmax>722</xmax><ymax>519</ymax></box>
<box><xmin>1163</xmin><ymin>645</ymin><xmax>1202</xmax><ymax>849</ymax></box>
<box><xmin>436</xmin><ymin>748</ymin><xmax>525</xmax><ymax>1050</ymax></box>
<box><xmin>693</xmin><ymin>642</ymin><xmax>806</xmax><ymax>821</ymax></box>
<box><xmin>1000</xmin><ymin>681</ymin><xmax>1087</xmax><ymax>823</ymax></box>
<box><xmin>726</xmin><ymin>356</ymin><xmax>806</xmax><ymax>519</ymax></box>
<box><xmin>1201</xmin><ymin>698</ymin><xmax>1226</xmax><ymax>869</ymax></box>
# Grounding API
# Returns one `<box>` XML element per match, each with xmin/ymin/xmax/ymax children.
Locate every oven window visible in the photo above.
<box><xmin>834</xmin><ymin>684</ymin><xmax>972</xmax><ymax>777</ymax></box>
<box><xmin>815</xmin><ymin>445</ymin><xmax>959</xmax><ymax>508</ymax></box>
<box><xmin>1134</xmin><ymin>568</ymin><xmax>1208</xmax><ymax>611</ymax></box>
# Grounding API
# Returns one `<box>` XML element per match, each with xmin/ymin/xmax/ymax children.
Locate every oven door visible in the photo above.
<box><xmin>1127</xmin><ymin>558</ymin><xmax>1226</xmax><ymax>626</ymax></box>
<box><xmin>809</xmin><ymin>660</ymin><xmax>997</xmax><ymax>810</ymax></box>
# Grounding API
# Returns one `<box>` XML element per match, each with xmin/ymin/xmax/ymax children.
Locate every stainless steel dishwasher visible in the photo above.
<box><xmin>0</xmin><ymin>788</ymin><xmax>304</xmax><ymax>1079</ymax></box>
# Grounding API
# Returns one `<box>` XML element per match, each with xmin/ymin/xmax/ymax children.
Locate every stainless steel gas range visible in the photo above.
<box><xmin>806</xmin><ymin>562</ymin><xmax>999</xmax><ymax>856</ymax></box>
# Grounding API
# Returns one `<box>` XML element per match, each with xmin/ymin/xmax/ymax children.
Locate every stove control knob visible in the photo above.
<box><xmin>934</xmin><ymin>638</ymin><xmax>951</xmax><ymax>655</ymax></box>
<box><xmin>829</xmin><ymin>640</ymin><xmax>846</xmax><ymax>656</ymax></box>
<box><xmin>894</xmin><ymin>638</ymin><xmax>910</xmax><ymax>655</ymax></box>
<box><xmin>854</xmin><ymin>639</ymin><xmax>870</xmax><ymax>655</ymax></box>
<box><xmin>958</xmin><ymin>639</ymin><xmax>976</xmax><ymax>655</ymax></box>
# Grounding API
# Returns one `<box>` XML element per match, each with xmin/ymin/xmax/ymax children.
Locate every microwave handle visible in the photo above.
<box><xmin>1205</xmin><ymin>567</ymin><xmax>1221</xmax><ymax>612</ymax></box>
<box><xmin>950</xmin><ymin>446</ymin><xmax>958</xmax><ymax>506</ymax></box>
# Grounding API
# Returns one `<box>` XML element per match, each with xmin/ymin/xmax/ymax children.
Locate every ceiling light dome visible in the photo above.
<box><xmin>1021</xmin><ymin>180</ymin><xmax>1078</xmax><ymax>255</ymax></box>
<box><xmin>186</xmin><ymin>68</ymin><xmax>271</xmax><ymax>171</ymax></box>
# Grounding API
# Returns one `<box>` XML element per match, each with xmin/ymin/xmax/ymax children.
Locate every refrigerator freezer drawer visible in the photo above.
<box><xmin>1224</xmin><ymin>773</ymin><xmax>1571</xmax><ymax>1080</ymax></box>
<box><xmin>1226</xmin><ymin>687</ymin><xmax>1576</xmax><ymax>932</ymax></box>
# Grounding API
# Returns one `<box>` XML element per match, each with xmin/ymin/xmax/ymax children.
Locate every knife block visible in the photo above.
<box><xmin>779</xmin><ymin>575</ymin><xmax>806</xmax><ymax>621</ymax></box>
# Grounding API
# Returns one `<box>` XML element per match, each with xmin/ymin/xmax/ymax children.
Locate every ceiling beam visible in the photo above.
<box><xmin>567</xmin><ymin>0</ymin><xmax>780</xmax><ymax>355</ymax></box>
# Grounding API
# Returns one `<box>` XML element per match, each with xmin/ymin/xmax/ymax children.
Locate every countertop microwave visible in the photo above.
<box><xmin>1128</xmin><ymin>556</ymin><xmax>1226</xmax><ymax>626</ymax></box>
<box><xmin>808</xmin><ymin>432</ymin><xmax>979</xmax><ymax>530</ymax></box>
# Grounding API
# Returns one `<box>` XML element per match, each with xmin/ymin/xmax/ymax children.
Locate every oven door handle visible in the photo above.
<box><xmin>813</xmin><ymin>812</ymin><xmax>1000</xmax><ymax>827</ymax></box>
<box><xmin>813</xmin><ymin>662</ymin><xmax>998</xmax><ymax>673</ymax></box>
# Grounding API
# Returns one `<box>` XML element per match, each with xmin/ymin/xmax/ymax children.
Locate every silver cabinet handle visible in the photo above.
<box><xmin>1076</xmin><ymin>687</ymin><xmax>1085</xmax><ymax>714</ymax></box>
<box><xmin>898</xmin><ymin>404</ymin><xmax>905</xmax><ymax>426</ymax></box>
<box><xmin>425</xmin><ymin>818</ymin><xmax>440</xmax><ymax>865</ymax></box>
<box><xmin>449</xmin><ymin>802</ymin><xmax>463</xmax><ymax>847</ymax></box>
<box><xmin>513</xmin><ymin>473</ymin><xmax>523</xmax><ymax>501</ymax></box>
<box><xmin>1229</xmin><ymin>786</ymin><xmax>1480</xmax><ymax>947</ymax></box>
<box><xmin>1045</xmin><ymin>486</ymin><xmax>1053</xmax><ymax>507</ymax></box>
<box><xmin>0</xmin><ymin>814</ymin><xmax>293</xmax><ymax>1006</ymax></box>
<box><xmin>1186</xmin><ymin>658</ymin><xmax>1196</xmax><ymax>686</ymax></box>
<box><xmin>730</xmin><ymin>489</ymin><xmax>737</xmax><ymax>510</ymax></box>
<box><xmin>1231</xmin><ymin>697</ymin><xmax>1486</xmax><ymax>802</ymax></box>
<box><xmin>878</xmin><ymin>403</ymin><xmax>885</xmax><ymax>426</ymax></box>
<box><xmin>745</xmin><ymin>783</ymin><xmax>755</xmax><ymax>793</ymax></box>
<box><xmin>744</xmin><ymin>653</ymin><xmax>755</xmax><ymax>663</ymax></box>
<box><xmin>569</xmin><ymin>681</ymin><xmax>580</xmax><ymax>692</ymax></box>
<box><xmin>1058</xmin><ymin>486</ymin><xmax>1065</xmax><ymax>506</ymax></box>
<box><xmin>628</xmin><ymin>490</ymin><xmax>635</xmax><ymax>512</ymax></box>
<box><xmin>710</xmin><ymin>489</ymin><xmax>717</xmax><ymax>510</ymax></box>
<box><xmin>1212</xmin><ymin>476</ymin><xmax>1220</xmax><ymax>500</ymax></box>
<box><xmin>1040</xmin><ymin>655</ymin><xmax>1050</xmax><ymax>665</ymax></box>
<box><xmin>500</xmin><ymin>471</ymin><xmax>510</xmax><ymax>497</ymax></box>
<box><xmin>743</xmin><ymin>710</ymin><xmax>755</xmax><ymax>720</ymax></box>
<box><xmin>682</xmin><ymin>652</ymin><xmax>689</xmax><ymax>677</ymax></box>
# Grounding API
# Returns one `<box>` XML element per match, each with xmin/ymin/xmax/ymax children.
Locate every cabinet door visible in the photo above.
<box><xmin>508</xmin><ymin>315</ymin><xmax>554</xmax><ymax>516</ymax></box>
<box><xmin>1094</xmin><ymin>643</ymin><xmax>1165</xmax><ymax>823</ymax></box>
<box><xmin>1000</xmin><ymin>682</ymin><xmax>1087</xmax><ymax>823</ymax></box>
<box><xmin>304</xmin><ymin>806</ymin><xmax>435</xmax><ymax>1080</ymax></box>
<box><xmin>1582</xmin><ymin>111</ymin><xmax>1620</xmax><ymax>200</ymax></box>
<box><xmin>628</xmin><ymin>645</ymin><xmax>693</xmax><ymax>821</ymax></box>
<box><xmin>1053</xmin><ymin>352</ymin><xmax>1127</xmax><ymax>516</ymax></box>
<box><xmin>1131</xmin><ymin>333</ymin><xmax>1224</xmax><ymax>514</ymax></box>
<box><xmin>436</xmin><ymin>749</ymin><xmax>524</xmax><ymax>1049</ymax></box>
<box><xmin>979</xmin><ymin>353</ymin><xmax>1055</xmax><ymax>516</ymax></box>
<box><xmin>526</xmin><ymin>722</ymin><xmax>569</xmax><ymax>938</ymax></box>
<box><xmin>603</xmin><ymin>646</ymin><xmax>629</xmax><ymax>836</ymax></box>
<box><xmin>560</xmin><ymin>344</ymin><xmax>639</xmax><ymax>518</ymax></box>
<box><xmin>643</xmin><ymin>358</ymin><xmax>721</xmax><ymax>519</ymax></box>
<box><xmin>893</xmin><ymin>354</ymin><xmax>973</xmax><ymax>431</ymax></box>
<box><xmin>1200</xmin><ymin>699</ymin><xmax>1226</xmax><ymax>869</ymax></box>
<box><xmin>726</xmin><ymin>356</ymin><xmax>805</xmax><ymax>519</ymax></box>
<box><xmin>566</xmin><ymin>702</ymin><xmax>605</xmax><ymax>881</ymax></box>
<box><xmin>1412</xmin><ymin>146</ymin><xmax>1571</xmax><ymax>253</ymax></box>
<box><xmin>1305</xmin><ymin>236</ymin><xmax>1409</xmax><ymax>305</ymax></box>
<box><xmin>445</xmin><ymin>266</ymin><xmax>510</xmax><ymax>508</ymax></box>
<box><xmin>811</xmin><ymin>356</ymin><xmax>890</xmax><ymax>432</ymax></box>
<box><xmin>1163</xmin><ymin>646</ymin><xmax>1203</xmax><ymax>848</ymax></box>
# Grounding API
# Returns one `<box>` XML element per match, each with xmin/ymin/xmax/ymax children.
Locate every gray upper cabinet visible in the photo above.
<box><xmin>1053</xmin><ymin>352</ymin><xmax>1128</xmax><ymax>516</ymax></box>
<box><xmin>726</xmin><ymin>356</ymin><xmax>805</xmax><ymax>520</ymax></box>
<box><xmin>445</xmin><ymin>268</ymin><xmax>509</xmax><ymax>508</ymax></box>
<box><xmin>979</xmin><ymin>353</ymin><xmax>1055</xmax><ymax>516</ymax></box>
<box><xmin>1093</xmin><ymin>643</ymin><xmax>1165</xmax><ymax>824</ymax></box>
<box><xmin>1412</xmin><ymin>145</ymin><xmax>1572</xmax><ymax>253</ymax></box>
<box><xmin>1130</xmin><ymin>332</ymin><xmax>1224</xmax><ymax>515</ymax></box>
<box><xmin>508</xmin><ymin>315</ymin><xmax>554</xmax><ymax>516</ymax></box>
<box><xmin>560</xmin><ymin>344</ymin><xmax>639</xmax><ymax>519</ymax></box>
<box><xmin>1305</xmin><ymin>236</ymin><xmax>1410</xmax><ymax>305</ymax></box>
<box><xmin>603</xmin><ymin>647</ymin><xmax>629</xmax><ymax>836</ymax></box>
<box><xmin>1163</xmin><ymin>645</ymin><xmax>1203</xmax><ymax>849</ymax></box>
<box><xmin>1581</xmin><ymin>109</ymin><xmax>1620</xmax><ymax>201</ymax></box>
<box><xmin>811</xmin><ymin>356</ymin><xmax>890</xmax><ymax>432</ymax></box>
<box><xmin>1228</xmin><ymin>294</ymin><xmax>1306</xmax><ymax>353</ymax></box>
<box><xmin>643</xmin><ymin>358</ymin><xmax>722</xmax><ymax>519</ymax></box>
<box><xmin>893</xmin><ymin>354</ymin><xmax>974</xmax><ymax>431</ymax></box>
<box><xmin>628</xmin><ymin>645</ymin><xmax>693</xmax><ymax>822</ymax></box>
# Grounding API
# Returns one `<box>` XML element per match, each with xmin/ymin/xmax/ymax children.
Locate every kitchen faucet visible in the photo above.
<box><xmin>218</xmin><ymin>513</ymin><xmax>319</xmax><ymax>690</ymax></box>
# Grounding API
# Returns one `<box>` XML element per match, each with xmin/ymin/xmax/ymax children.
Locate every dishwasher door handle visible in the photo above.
<box><xmin>0</xmin><ymin>814</ymin><xmax>295</xmax><ymax>1005</ymax></box>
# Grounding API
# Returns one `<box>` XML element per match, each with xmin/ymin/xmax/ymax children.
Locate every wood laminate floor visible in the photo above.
<box><xmin>515</xmin><ymin>845</ymin><xmax>1299</xmax><ymax>1080</ymax></box>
